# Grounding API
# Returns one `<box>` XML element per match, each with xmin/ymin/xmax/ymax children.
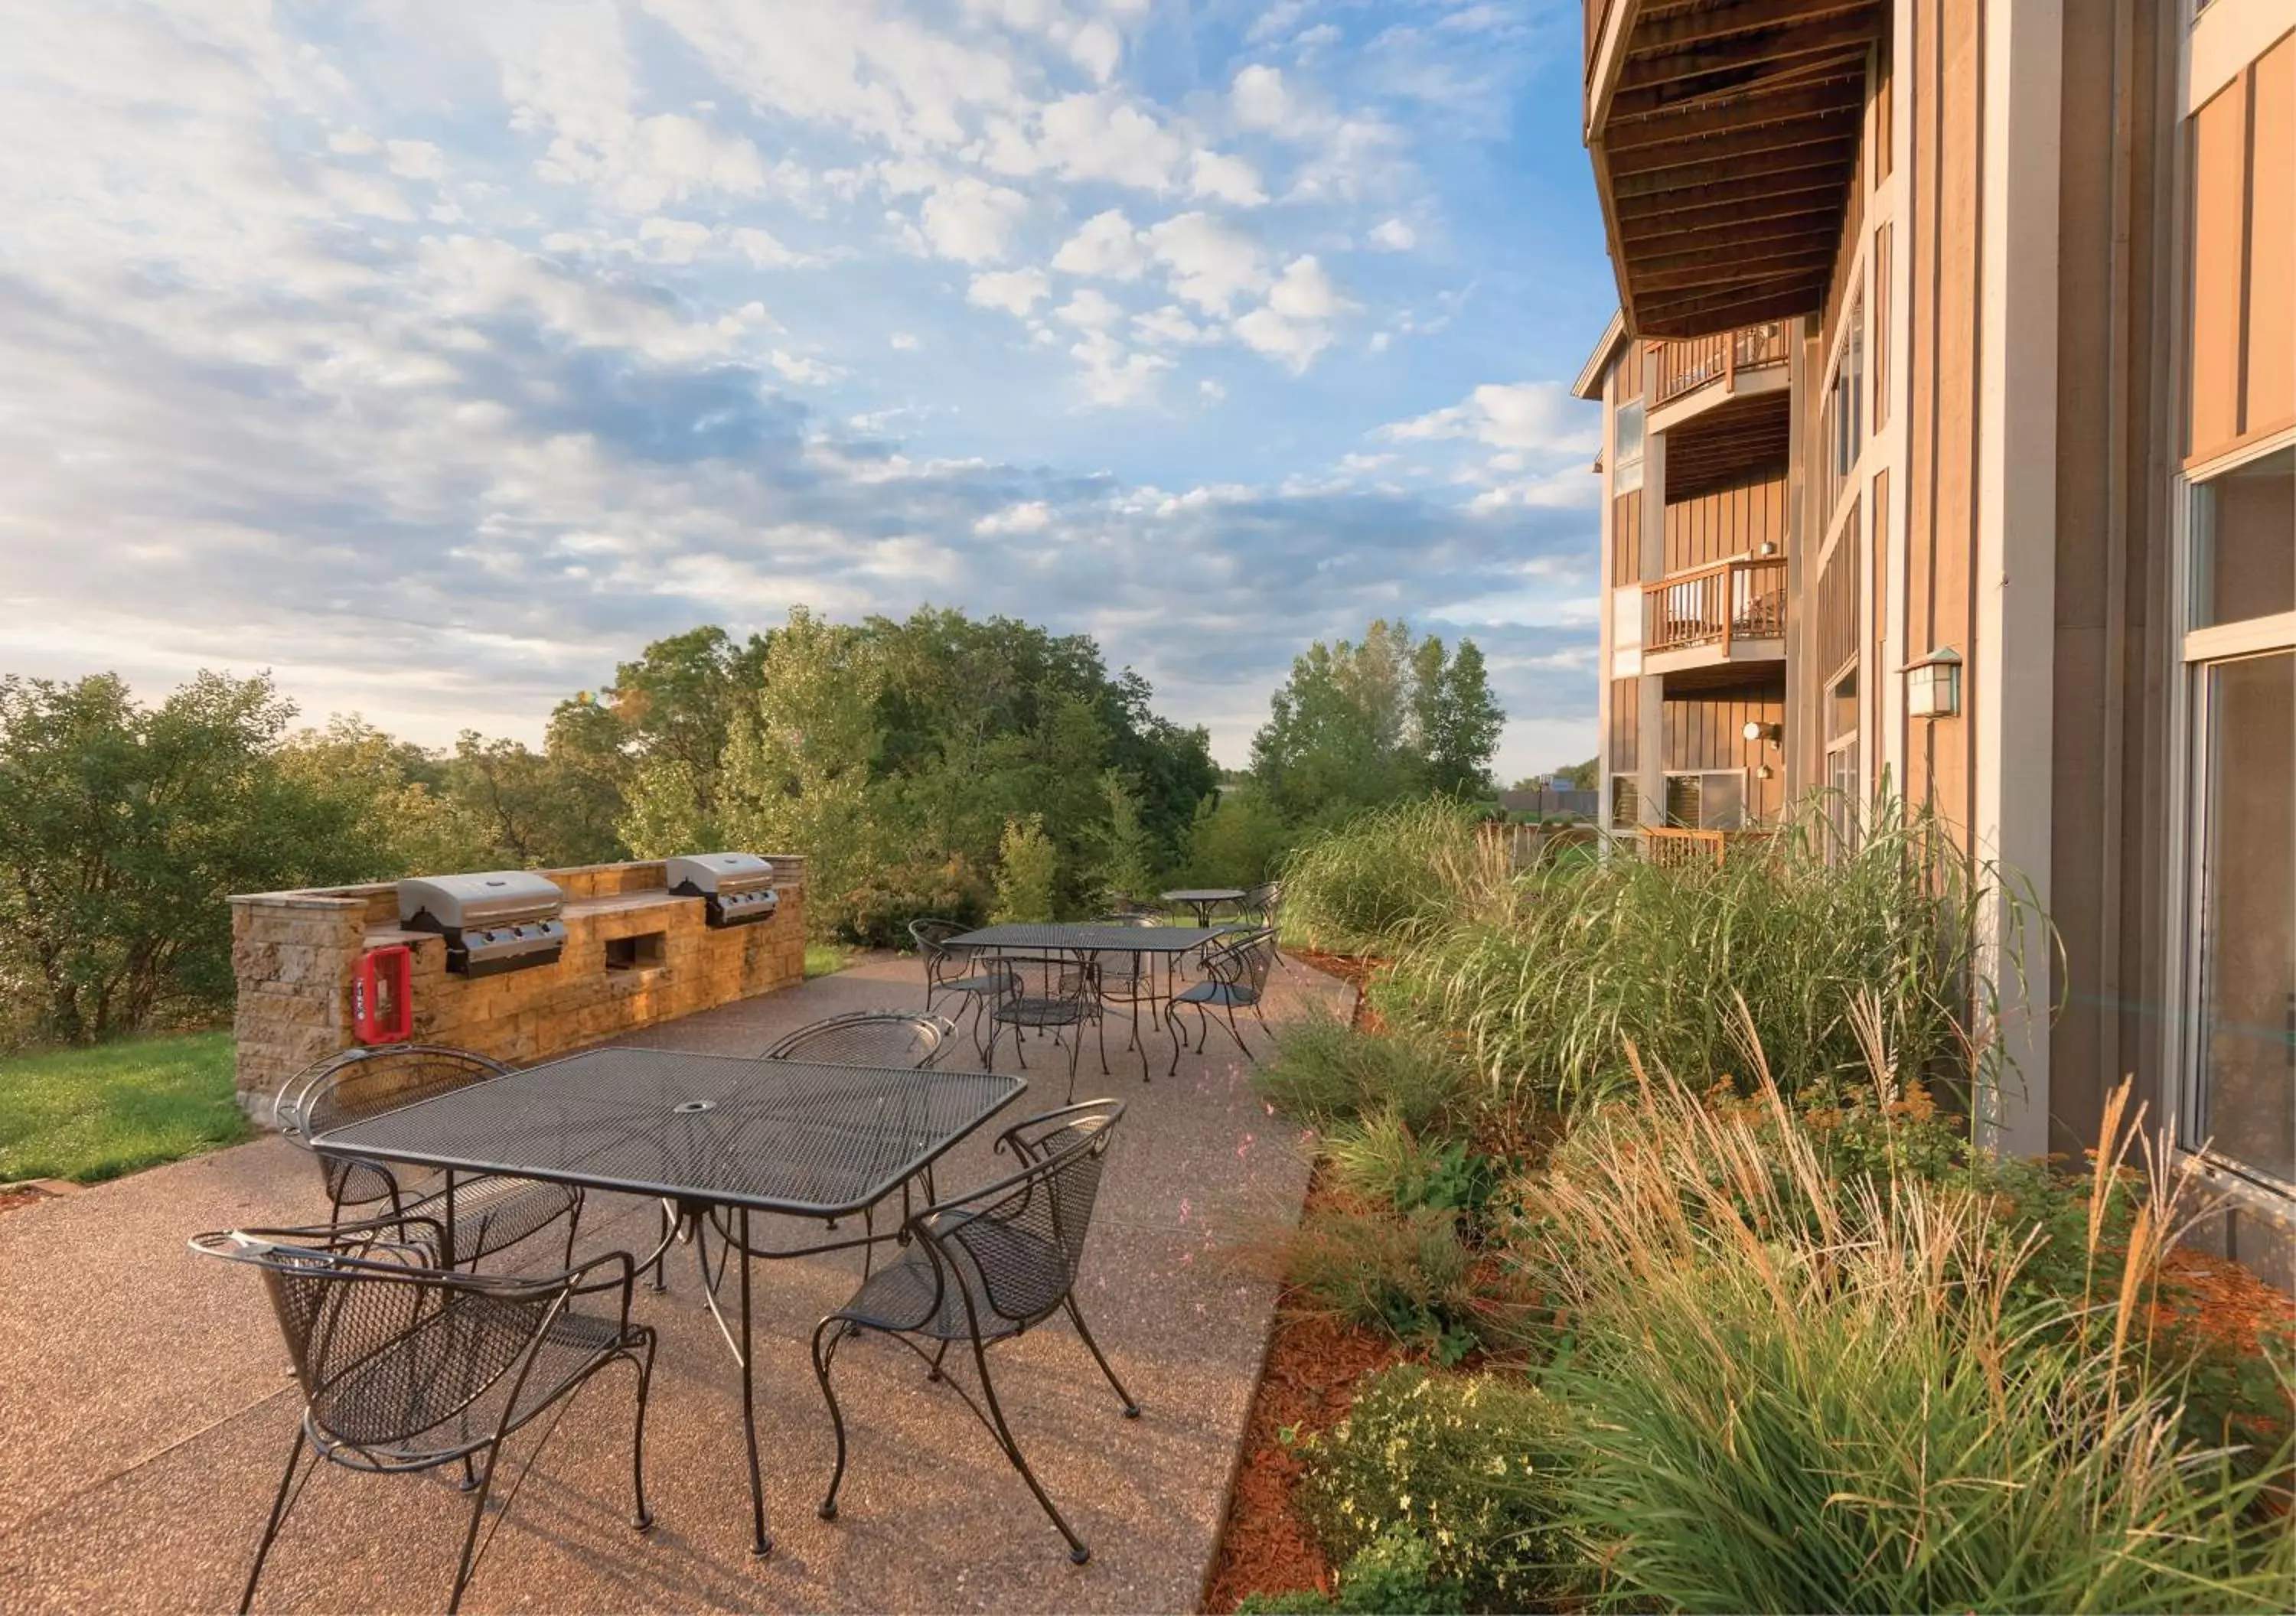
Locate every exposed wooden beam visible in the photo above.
<box><xmin>1604</xmin><ymin>82</ymin><xmax>1864</xmax><ymax>157</ymax></box>
<box><xmin>1606</xmin><ymin>110</ymin><xmax>1863</xmax><ymax>179</ymax></box>
<box><xmin>1619</xmin><ymin>13</ymin><xmax>1877</xmax><ymax>93</ymax></box>
<box><xmin>1628</xmin><ymin>0</ymin><xmax>1873</xmax><ymax>56</ymax></box>
<box><xmin>1636</xmin><ymin>282</ymin><xmax>1826</xmax><ymax>336</ymax></box>
<box><xmin>1626</xmin><ymin>213</ymin><xmax>1842</xmax><ymax>266</ymax></box>
<box><xmin>1619</xmin><ymin>204</ymin><xmax>1839</xmax><ymax>251</ymax></box>
<box><xmin>1613</xmin><ymin>154</ymin><xmax>1853</xmax><ymax>210</ymax></box>
<box><xmin>1635</xmin><ymin>246</ymin><xmax>1837</xmax><ymax>294</ymax></box>
<box><xmin>1617</xmin><ymin>168</ymin><xmax>1843</xmax><ymax>220</ymax></box>
<box><xmin>1608</xmin><ymin>49</ymin><xmax>1867</xmax><ymax>122</ymax></box>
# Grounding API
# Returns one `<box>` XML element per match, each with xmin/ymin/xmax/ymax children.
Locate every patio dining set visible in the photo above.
<box><xmin>186</xmin><ymin>882</ymin><xmax>1279</xmax><ymax>1614</ymax></box>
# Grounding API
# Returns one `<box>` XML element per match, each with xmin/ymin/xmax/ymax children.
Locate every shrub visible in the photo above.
<box><xmin>990</xmin><ymin>813</ymin><xmax>1058</xmax><ymax>923</ymax></box>
<box><xmin>1182</xmin><ymin>790</ymin><xmax>1293</xmax><ymax>889</ymax></box>
<box><xmin>1280</xmin><ymin>1201</ymin><xmax>1482</xmax><ymax>1360</ymax></box>
<box><xmin>1327</xmin><ymin>1107</ymin><xmax>1502</xmax><ymax>1222</ymax></box>
<box><xmin>1297</xmin><ymin>1364</ymin><xmax>1570</xmax><ymax>1611</ymax></box>
<box><xmin>1235</xmin><ymin>1531</ymin><xmax>1465</xmax><ymax>1615</ymax></box>
<box><xmin>1256</xmin><ymin>1013</ymin><xmax>1478</xmax><ymax>1137</ymax></box>
<box><xmin>1279</xmin><ymin>797</ymin><xmax>1501</xmax><ymax>956</ymax></box>
<box><xmin>833</xmin><ymin>852</ymin><xmax>990</xmax><ymax>947</ymax></box>
<box><xmin>1517</xmin><ymin>1057</ymin><xmax>2296</xmax><ymax>1614</ymax></box>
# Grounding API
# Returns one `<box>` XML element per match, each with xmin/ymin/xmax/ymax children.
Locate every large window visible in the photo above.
<box><xmin>1613</xmin><ymin>399</ymin><xmax>1645</xmax><ymax>496</ymax></box>
<box><xmin>1662</xmin><ymin>770</ymin><xmax>1746</xmax><ymax>831</ymax></box>
<box><xmin>1819</xmin><ymin>294</ymin><xmax>1865</xmax><ymax>516</ymax></box>
<box><xmin>2177</xmin><ymin>445</ymin><xmax>2294</xmax><ymax>1191</ymax></box>
<box><xmin>1609</xmin><ymin>773</ymin><xmax>1642</xmax><ymax>830</ymax></box>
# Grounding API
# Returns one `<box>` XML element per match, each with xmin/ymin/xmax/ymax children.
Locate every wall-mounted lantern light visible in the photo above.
<box><xmin>1741</xmin><ymin>719</ymin><xmax>1781</xmax><ymax>744</ymax></box>
<box><xmin>1904</xmin><ymin>647</ymin><xmax>1962</xmax><ymax>719</ymax></box>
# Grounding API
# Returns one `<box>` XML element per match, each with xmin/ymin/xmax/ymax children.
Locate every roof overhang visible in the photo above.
<box><xmin>1585</xmin><ymin>0</ymin><xmax>1880</xmax><ymax>339</ymax></box>
<box><xmin>1573</xmin><ymin>310</ymin><xmax>1629</xmax><ymax>399</ymax></box>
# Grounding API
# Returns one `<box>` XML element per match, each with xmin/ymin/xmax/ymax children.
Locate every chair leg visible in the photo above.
<box><xmin>629</xmin><ymin>1333</ymin><xmax>657</xmax><ymax>1532</ymax></box>
<box><xmin>446</xmin><ymin>1443</ymin><xmax>505</xmax><ymax>1614</ymax></box>
<box><xmin>811</xmin><ymin>1317</ymin><xmax>851</xmax><ymax>1521</ymax></box>
<box><xmin>1064</xmin><ymin>1295</ymin><xmax>1141</xmax><ymax>1418</ymax></box>
<box><xmin>240</xmin><ymin>1423</ymin><xmax>316</xmax><ymax>1614</ymax></box>
<box><xmin>562</xmin><ymin>1191</ymin><xmax>585</xmax><ymax>1270</ymax></box>
<box><xmin>969</xmin><ymin>1333</ymin><xmax>1092</xmax><ymax>1564</ymax></box>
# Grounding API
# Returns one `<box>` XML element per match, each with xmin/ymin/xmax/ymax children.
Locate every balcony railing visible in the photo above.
<box><xmin>1640</xmin><ymin>827</ymin><xmax>1774</xmax><ymax>870</ymax></box>
<box><xmin>1652</xmin><ymin>322</ymin><xmax>1790</xmax><ymax>408</ymax></box>
<box><xmin>1644</xmin><ymin>555</ymin><xmax>1788</xmax><ymax>656</ymax></box>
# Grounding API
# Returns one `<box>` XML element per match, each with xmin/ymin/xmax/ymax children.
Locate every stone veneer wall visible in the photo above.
<box><xmin>229</xmin><ymin>856</ymin><xmax>807</xmax><ymax>1118</ymax></box>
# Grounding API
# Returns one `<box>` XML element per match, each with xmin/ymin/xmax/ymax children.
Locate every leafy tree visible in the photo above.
<box><xmin>1182</xmin><ymin>790</ymin><xmax>1293</xmax><ymax>888</ymax></box>
<box><xmin>1250</xmin><ymin>620</ymin><xmax>1506</xmax><ymax>817</ymax></box>
<box><xmin>1089</xmin><ymin>769</ymin><xmax>1160</xmax><ymax>907</ymax></box>
<box><xmin>992</xmin><ymin>814</ymin><xmax>1058</xmax><ymax>923</ymax></box>
<box><xmin>0</xmin><ymin>672</ymin><xmax>369</xmax><ymax>1041</ymax></box>
<box><xmin>1556</xmin><ymin>757</ymin><xmax>1599</xmax><ymax>792</ymax></box>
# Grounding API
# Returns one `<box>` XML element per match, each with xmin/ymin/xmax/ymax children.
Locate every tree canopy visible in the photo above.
<box><xmin>1248</xmin><ymin>619</ymin><xmax>1505</xmax><ymax>818</ymax></box>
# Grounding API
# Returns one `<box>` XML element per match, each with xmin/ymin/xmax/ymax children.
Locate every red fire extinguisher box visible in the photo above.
<box><xmin>352</xmin><ymin>945</ymin><xmax>413</xmax><ymax>1044</ymax></box>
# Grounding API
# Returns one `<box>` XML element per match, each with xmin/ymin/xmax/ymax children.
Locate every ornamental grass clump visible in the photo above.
<box><xmin>1278</xmin><ymin>797</ymin><xmax>1505</xmax><ymax>956</ymax></box>
<box><xmin>1378</xmin><ymin>792</ymin><xmax>2036</xmax><ymax>1112</ymax></box>
<box><xmin>1254</xmin><ymin>1010</ymin><xmax>1480</xmax><ymax>1137</ymax></box>
<box><xmin>1515</xmin><ymin>1026</ymin><xmax>2294</xmax><ymax>1615</ymax></box>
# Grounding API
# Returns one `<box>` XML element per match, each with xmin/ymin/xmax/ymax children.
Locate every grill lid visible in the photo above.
<box><xmin>398</xmin><ymin>871</ymin><xmax>565</xmax><ymax>930</ymax></box>
<box><xmin>665</xmin><ymin>852</ymin><xmax>774</xmax><ymax>897</ymax></box>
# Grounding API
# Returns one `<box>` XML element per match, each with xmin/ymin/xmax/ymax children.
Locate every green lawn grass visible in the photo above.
<box><xmin>804</xmin><ymin>943</ymin><xmax>853</xmax><ymax>979</ymax></box>
<box><xmin>0</xmin><ymin>1030</ymin><xmax>249</xmax><ymax>1185</ymax></box>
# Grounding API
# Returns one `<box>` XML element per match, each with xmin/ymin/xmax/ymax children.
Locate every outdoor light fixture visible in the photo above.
<box><xmin>1742</xmin><ymin>719</ymin><xmax>1781</xmax><ymax>744</ymax></box>
<box><xmin>1756</xmin><ymin>539</ymin><xmax>1778</xmax><ymax>556</ymax></box>
<box><xmin>1905</xmin><ymin>647</ymin><xmax>1963</xmax><ymax>719</ymax></box>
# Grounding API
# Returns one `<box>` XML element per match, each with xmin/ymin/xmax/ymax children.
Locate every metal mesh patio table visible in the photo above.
<box><xmin>313</xmin><ymin>1046</ymin><xmax>1026</xmax><ymax>1558</ymax></box>
<box><xmin>949</xmin><ymin>924</ymin><xmax>1233</xmax><ymax>1080</ymax></box>
<box><xmin>1159</xmin><ymin>888</ymin><xmax>1247</xmax><ymax>925</ymax></box>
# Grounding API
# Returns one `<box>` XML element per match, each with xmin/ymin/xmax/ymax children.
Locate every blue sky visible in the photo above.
<box><xmin>0</xmin><ymin>0</ymin><xmax>1616</xmax><ymax>778</ymax></box>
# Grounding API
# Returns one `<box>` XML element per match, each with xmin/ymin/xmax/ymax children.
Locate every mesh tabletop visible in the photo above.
<box><xmin>1159</xmin><ymin>889</ymin><xmax>1246</xmax><ymax>903</ymax></box>
<box><xmin>948</xmin><ymin>923</ymin><xmax>1233</xmax><ymax>953</ymax></box>
<box><xmin>311</xmin><ymin>1048</ymin><xmax>1026</xmax><ymax>1217</ymax></box>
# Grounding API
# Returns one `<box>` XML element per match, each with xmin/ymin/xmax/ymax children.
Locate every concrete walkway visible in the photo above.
<box><xmin>0</xmin><ymin>950</ymin><xmax>1345</xmax><ymax>1614</ymax></box>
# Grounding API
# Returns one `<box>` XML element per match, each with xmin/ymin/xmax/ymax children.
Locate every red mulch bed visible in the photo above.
<box><xmin>0</xmin><ymin>1188</ymin><xmax>47</xmax><ymax>1220</ymax></box>
<box><xmin>1290</xmin><ymin>949</ymin><xmax>1392</xmax><ymax>1035</ymax></box>
<box><xmin>1202</xmin><ymin>1301</ymin><xmax>1398</xmax><ymax>1613</ymax></box>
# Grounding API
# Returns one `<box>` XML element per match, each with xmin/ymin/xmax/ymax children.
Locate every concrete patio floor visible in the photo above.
<box><xmin>0</xmin><ymin>950</ymin><xmax>1347</xmax><ymax>1614</ymax></box>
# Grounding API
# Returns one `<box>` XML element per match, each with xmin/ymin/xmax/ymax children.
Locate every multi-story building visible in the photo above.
<box><xmin>1576</xmin><ymin>0</ymin><xmax>2293</xmax><ymax>1279</ymax></box>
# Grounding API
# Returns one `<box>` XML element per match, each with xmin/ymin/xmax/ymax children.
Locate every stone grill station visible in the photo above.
<box><xmin>228</xmin><ymin>855</ymin><xmax>807</xmax><ymax>1118</ymax></box>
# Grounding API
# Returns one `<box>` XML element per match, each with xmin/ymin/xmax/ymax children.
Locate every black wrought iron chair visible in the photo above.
<box><xmin>909</xmin><ymin>918</ymin><xmax>1005</xmax><ymax>1048</ymax></box>
<box><xmin>982</xmin><ymin>954</ymin><xmax>1105</xmax><ymax>1101</ymax></box>
<box><xmin>190</xmin><ymin>1213</ymin><xmax>655</xmax><ymax>1614</ymax></box>
<box><xmin>1165</xmin><ymin>926</ymin><xmax>1278</xmax><ymax>1075</ymax></box>
<box><xmin>809</xmin><ymin>1100</ymin><xmax>1137</xmax><ymax>1564</ymax></box>
<box><xmin>762</xmin><ymin>1008</ymin><xmax>962</xmax><ymax>1067</ymax></box>
<box><xmin>274</xmin><ymin>1044</ymin><xmax>582</xmax><ymax>1269</ymax></box>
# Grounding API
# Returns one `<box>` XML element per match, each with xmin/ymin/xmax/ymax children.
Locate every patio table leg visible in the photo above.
<box><xmin>739</xmin><ymin>1207</ymin><xmax>771</xmax><ymax>1557</ymax></box>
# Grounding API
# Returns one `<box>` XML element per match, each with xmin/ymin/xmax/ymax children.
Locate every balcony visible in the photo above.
<box><xmin>1583</xmin><ymin>0</ymin><xmax>1881</xmax><ymax>338</ymax></box>
<box><xmin>1642</xmin><ymin>554</ymin><xmax>1788</xmax><ymax>675</ymax></box>
<box><xmin>1652</xmin><ymin>321</ymin><xmax>1790</xmax><ymax>418</ymax></box>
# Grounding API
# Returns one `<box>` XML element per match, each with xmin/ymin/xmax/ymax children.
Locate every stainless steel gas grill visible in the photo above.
<box><xmin>396</xmin><ymin>872</ymin><xmax>568</xmax><ymax>976</ymax></box>
<box><xmin>666</xmin><ymin>852</ymin><xmax>779</xmax><ymax>928</ymax></box>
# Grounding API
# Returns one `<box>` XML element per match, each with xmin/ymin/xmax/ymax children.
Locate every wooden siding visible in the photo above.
<box><xmin>1608</xmin><ymin>676</ymin><xmax>1641</xmax><ymax>771</ymax></box>
<box><xmin>1661</xmin><ymin>688</ymin><xmax>1786</xmax><ymax>823</ymax></box>
<box><xmin>1612</xmin><ymin>491</ymin><xmax>1642</xmax><ymax>585</ymax></box>
<box><xmin>1870</xmin><ymin>466</ymin><xmax>1891</xmax><ymax>763</ymax></box>
<box><xmin>1902</xmin><ymin>0</ymin><xmax>1979</xmax><ymax>840</ymax></box>
<box><xmin>1661</xmin><ymin>469</ymin><xmax>1789</xmax><ymax>574</ymax></box>
<box><xmin>1873</xmin><ymin>220</ymin><xmax>1893</xmax><ymax>430</ymax></box>
<box><xmin>2188</xmin><ymin>32</ymin><xmax>2296</xmax><ymax>464</ymax></box>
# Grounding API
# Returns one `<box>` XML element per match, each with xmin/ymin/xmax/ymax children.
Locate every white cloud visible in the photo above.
<box><xmin>974</xmin><ymin>500</ymin><xmax>1052</xmax><ymax>535</ymax></box>
<box><xmin>1383</xmin><ymin>382</ymin><xmax>1601</xmax><ymax>456</ymax></box>
<box><xmin>1368</xmin><ymin>217</ymin><xmax>1417</xmax><ymax>251</ymax></box>
<box><xmin>1143</xmin><ymin>211</ymin><xmax>1266</xmax><ymax>314</ymax></box>
<box><xmin>919</xmin><ymin>176</ymin><xmax>1029</xmax><ymax>262</ymax></box>
<box><xmin>384</xmin><ymin>139</ymin><xmax>446</xmax><ymax>181</ymax></box>
<box><xmin>1230</xmin><ymin>64</ymin><xmax>1328</xmax><ymax>139</ymax></box>
<box><xmin>1034</xmin><ymin>92</ymin><xmax>1185</xmax><ymax>191</ymax></box>
<box><xmin>1189</xmin><ymin>150</ymin><xmax>1267</xmax><ymax>207</ymax></box>
<box><xmin>1069</xmin><ymin>330</ymin><xmax>1170</xmax><ymax>406</ymax></box>
<box><xmin>1133</xmin><ymin>304</ymin><xmax>1211</xmax><ymax>345</ymax></box>
<box><xmin>967</xmin><ymin>266</ymin><xmax>1050</xmax><ymax>314</ymax></box>
<box><xmin>889</xmin><ymin>331</ymin><xmax>920</xmax><ymax>350</ymax></box>
<box><xmin>635</xmin><ymin>215</ymin><xmax>716</xmax><ymax>262</ymax></box>
<box><xmin>1051</xmin><ymin>209</ymin><xmax>1150</xmax><ymax>279</ymax></box>
<box><xmin>732</xmin><ymin>226</ymin><xmax>808</xmax><ymax>268</ymax></box>
<box><xmin>1055</xmin><ymin>288</ymin><xmax>1127</xmax><ymax>331</ymax></box>
<box><xmin>1067</xmin><ymin>19</ymin><xmax>1123</xmax><ymax>83</ymax></box>
<box><xmin>1233</xmin><ymin>254</ymin><xmax>1352</xmax><ymax>372</ymax></box>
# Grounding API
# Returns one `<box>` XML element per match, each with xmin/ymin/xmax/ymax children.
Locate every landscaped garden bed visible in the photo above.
<box><xmin>1205</xmin><ymin>798</ymin><xmax>2294</xmax><ymax>1614</ymax></box>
